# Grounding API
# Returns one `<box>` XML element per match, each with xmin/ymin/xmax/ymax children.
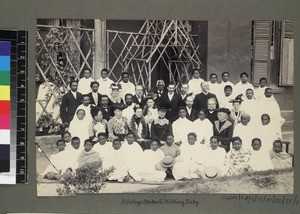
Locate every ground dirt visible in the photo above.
<box><xmin>36</xmin><ymin>136</ymin><xmax>294</xmax><ymax>196</ymax></box>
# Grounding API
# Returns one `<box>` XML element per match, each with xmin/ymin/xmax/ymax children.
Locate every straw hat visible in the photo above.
<box><xmin>203</xmin><ymin>166</ymin><xmax>219</xmax><ymax>178</ymax></box>
<box><xmin>155</xmin><ymin>156</ymin><xmax>175</xmax><ymax>171</ymax></box>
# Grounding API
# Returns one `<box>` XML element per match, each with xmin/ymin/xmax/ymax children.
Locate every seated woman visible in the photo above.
<box><xmin>269</xmin><ymin>140</ymin><xmax>293</xmax><ymax>170</ymax></box>
<box><xmin>249</xmin><ymin>138</ymin><xmax>274</xmax><ymax>171</ymax></box>
<box><xmin>172</xmin><ymin>132</ymin><xmax>207</xmax><ymax>180</ymax></box>
<box><xmin>151</xmin><ymin>104</ymin><xmax>172</xmax><ymax>146</ymax></box>
<box><xmin>228</xmin><ymin>98</ymin><xmax>244</xmax><ymax>127</ymax></box>
<box><xmin>213</xmin><ymin>108</ymin><xmax>233</xmax><ymax>152</ymax></box>
<box><xmin>88</xmin><ymin>107</ymin><xmax>108</xmax><ymax>141</ymax></box>
<box><xmin>202</xmin><ymin>136</ymin><xmax>226</xmax><ymax>177</ymax></box>
<box><xmin>76</xmin><ymin>139</ymin><xmax>101</xmax><ymax>169</ymax></box>
<box><xmin>224</xmin><ymin>136</ymin><xmax>251</xmax><ymax>176</ymax></box>
<box><xmin>138</xmin><ymin>141</ymin><xmax>166</xmax><ymax>182</ymax></box>
<box><xmin>192</xmin><ymin>109</ymin><xmax>213</xmax><ymax>146</ymax></box>
<box><xmin>68</xmin><ymin>109</ymin><xmax>90</xmax><ymax>149</ymax></box>
<box><xmin>129</xmin><ymin>105</ymin><xmax>151</xmax><ymax>150</ymax></box>
<box><xmin>107</xmin><ymin>104</ymin><xmax>129</xmax><ymax>142</ymax></box>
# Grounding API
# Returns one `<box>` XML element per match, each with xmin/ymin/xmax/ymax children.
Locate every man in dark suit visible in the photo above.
<box><xmin>178</xmin><ymin>83</ymin><xmax>193</xmax><ymax>107</ymax></box>
<box><xmin>156</xmin><ymin>83</ymin><xmax>181</xmax><ymax>123</ymax></box>
<box><xmin>184</xmin><ymin>96</ymin><xmax>198</xmax><ymax>122</ymax></box>
<box><xmin>88</xmin><ymin>81</ymin><xmax>102</xmax><ymax>107</ymax></box>
<box><xmin>206</xmin><ymin>98</ymin><xmax>218</xmax><ymax>123</ymax></box>
<box><xmin>194</xmin><ymin>81</ymin><xmax>219</xmax><ymax>113</ymax></box>
<box><xmin>99</xmin><ymin>95</ymin><xmax>112</xmax><ymax>121</ymax></box>
<box><xmin>155</xmin><ymin>79</ymin><xmax>166</xmax><ymax>98</ymax></box>
<box><xmin>60</xmin><ymin>80</ymin><xmax>83</xmax><ymax>126</ymax></box>
<box><xmin>132</xmin><ymin>85</ymin><xmax>147</xmax><ymax>109</ymax></box>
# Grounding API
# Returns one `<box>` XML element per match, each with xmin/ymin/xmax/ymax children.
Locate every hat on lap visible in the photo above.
<box><xmin>155</xmin><ymin>156</ymin><xmax>175</xmax><ymax>171</ymax></box>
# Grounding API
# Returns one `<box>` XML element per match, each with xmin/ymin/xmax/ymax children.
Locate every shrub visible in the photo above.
<box><xmin>57</xmin><ymin>160</ymin><xmax>114</xmax><ymax>196</ymax></box>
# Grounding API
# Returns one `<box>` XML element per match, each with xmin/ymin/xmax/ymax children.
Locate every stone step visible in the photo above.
<box><xmin>281</xmin><ymin>110</ymin><xmax>293</xmax><ymax>121</ymax></box>
<box><xmin>282</xmin><ymin>120</ymin><xmax>293</xmax><ymax>132</ymax></box>
<box><xmin>282</xmin><ymin>131</ymin><xmax>294</xmax><ymax>154</ymax></box>
<box><xmin>282</xmin><ymin>131</ymin><xmax>293</xmax><ymax>141</ymax></box>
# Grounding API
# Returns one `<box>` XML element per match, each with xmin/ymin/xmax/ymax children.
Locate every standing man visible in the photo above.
<box><xmin>77</xmin><ymin>69</ymin><xmax>94</xmax><ymax>95</ymax></box>
<box><xmin>97</xmin><ymin>68</ymin><xmax>114</xmax><ymax>96</ymax></box>
<box><xmin>184</xmin><ymin>96</ymin><xmax>198</xmax><ymax>122</ymax></box>
<box><xmin>119</xmin><ymin>72</ymin><xmax>136</xmax><ymax>100</ymax></box>
<box><xmin>88</xmin><ymin>81</ymin><xmax>102</xmax><ymax>107</ymax></box>
<box><xmin>156</xmin><ymin>83</ymin><xmax>181</xmax><ymax>123</ymax></box>
<box><xmin>155</xmin><ymin>80</ymin><xmax>166</xmax><ymax>98</ymax></box>
<box><xmin>188</xmin><ymin>68</ymin><xmax>204</xmax><ymax>97</ymax></box>
<box><xmin>132</xmin><ymin>85</ymin><xmax>147</xmax><ymax>109</ymax></box>
<box><xmin>235</xmin><ymin>72</ymin><xmax>255</xmax><ymax>98</ymax></box>
<box><xmin>60</xmin><ymin>80</ymin><xmax>83</xmax><ymax>126</ymax></box>
<box><xmin>219</xmin><ymin>72</ymin><xmax>235</xmax><ymax>95</ymax></box>
<box><xmin>178</xmin><ymin>83</ymin><xmax>191</xmax><ymax>107</ymax></box>
<box><xmin>209</xmin><ymin>73</ymin><xmax>222</xmax><ymax>100</ymax></box>
<box><xmin>194</xmin><ymin>81</ymin><xmax>219</xmax><ymax>113</ymax></box>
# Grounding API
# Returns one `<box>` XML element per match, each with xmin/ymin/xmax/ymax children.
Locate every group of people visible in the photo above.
<box><xmin>41</xmin><ymin>68</ymin><xmax>293</xmax><ymax>182</ymax></box>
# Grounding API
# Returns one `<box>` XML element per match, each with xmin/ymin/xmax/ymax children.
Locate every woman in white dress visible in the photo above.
<box><xmin>68</xmin><ymin>109</ymin><xmax>90</xmax><ymax>149</ymax></box>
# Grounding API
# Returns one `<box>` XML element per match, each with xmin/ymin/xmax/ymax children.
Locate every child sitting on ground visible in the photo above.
<box><xmin>122</xmin><ymin>132</ymin><xmax>144</xmax><ymax>181</ymax></box>
<box><xmin>202</xmin><ymin>136</ymin><xmax>226</xmax><ymax>177</ymax></box>
<box><xmin>137</xmin><ymin>141</ymin><xmax>166</xmax><ymax>182</ymax></box>
<box><xmin>269</xmin><ymin>140</ymin><xmax>293</xmax><ymax>170</ymax></box>
<box><xmin>159</xmin><ymin>134</ymin><xmax>180</xmax><ymax>159</ymax></box>
<box><xmin>76</xmin><ymin>139</ymin><xmax>101</xmax><ymax>169</ymax></box>
<box><xmin>93</xmin><ymin>132</ymin><xmax>112</xmax><ymax>162</ymax></box>
<box><xmin>248</xmin><ymin>138</ymin><xmax>274</xmax><ymax>171</ymax></box>
<box><xmin>224</xmin><ymin>136</ymin><xmax>251</xmax><ymax>176</ymax></box>
<box><xmin>61</xmin><ymin>131</ymin><xmax>72</xmax><ymax>150</ymax></box>
<box><xmin>42</xmin><ymin>140</ymin><xmax>70</xmax><ymax>180</ymax></box>
<box><xmin>63</xmin><ymin>137</ymin><xmax>81</xmax><ymax>171</ymax></box>
<box><xmin>104</xmin><ymin>139</ymin><xmax>130</xmax><ymax>182</ymax></box>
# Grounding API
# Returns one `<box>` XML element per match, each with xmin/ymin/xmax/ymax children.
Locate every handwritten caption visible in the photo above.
<box><xmin>221</xmin><ymin>194</ymin><xmax>298</xmax><ymax>206</ymax></box>
<box><xmin>120</xmin><ymin>194</ymin><xmax>299</xmax><ymax>207</ymax></box>
<box><xmin>120</xmin><ymin>195</ymin><xmax>199</xmax><ymax>207</ymax></box>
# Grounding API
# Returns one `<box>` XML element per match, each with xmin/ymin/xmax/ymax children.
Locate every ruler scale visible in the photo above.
<box><xmin>0</xmin><ymin>30</ymin><xmax>28</xmax><ymax>183</ymax></box>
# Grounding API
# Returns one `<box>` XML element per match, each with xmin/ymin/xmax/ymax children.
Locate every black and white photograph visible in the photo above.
<box><xmin>35</xmin><ymin>19</ymin><xmax>294</xmax><ymax>196</ymax></box>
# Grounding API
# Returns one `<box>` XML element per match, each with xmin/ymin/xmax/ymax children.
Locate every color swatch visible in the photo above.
<box><xmin>0</xmin><ymin>41</ymin><xmax>10</xmax><ymax>172</ymax></box>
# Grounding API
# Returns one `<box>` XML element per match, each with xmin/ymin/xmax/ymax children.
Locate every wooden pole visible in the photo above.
<box><xmin>94</xmin><ymin>19</ymin><xmax>107</xmax><ymax>80</ymax></box>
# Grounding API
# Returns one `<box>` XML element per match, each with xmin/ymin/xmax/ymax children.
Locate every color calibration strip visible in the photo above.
<box><xmin>0</xmin><ymin>41</ymin><xmax>11</xmax><ymax>173</ymax></box>
<box><xmin>0</xmin><ymin>30</ymin><xmax>28</xmax><ymax>184</ymax></box>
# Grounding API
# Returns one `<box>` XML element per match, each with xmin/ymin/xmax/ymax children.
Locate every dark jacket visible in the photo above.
<box><xmin>60</xmin><ymin>91</ymin><xmax>83</xmax><ymax>124</ymax></box>
<box><xmin>99</xmin><ymin>106</ymin><xmax>113</xmax><ymax>121</ymax></box>
<box><xmin>128</xmin><ymin>115</ymin><xmax>149</xmax><ymax>139</ymax></box>
<box><xmin>213</xmin><ymin>120</ymin><xmax>233</xmax><ymax>152</ymax></box>
<box><xmin>185</xmin><ymin>106</ymin><xmax>198</xmax><ymax>122</ymax></box>
<box><xmin>88</xmin><ymin>92</ymin><xmax>102</xmax><ymax>107</ymax></box>
<box><xmin>207</xmin><ymin>110</ymin><xmax>218</xmax><ymax>124</ymax></box>
<box><xmin>156</xmin><ymin>92</ymin><xmax>182</xmax><ymax>123</ymax></box>
<box><xmin>194</xmin><ymin>92</ymin><xmax>219</xmax><ymax>112</ymax></box>
<box><xmin>132</xmin><ymin>95</ymin><xmax>147</xmax><ymax>109</ymax></box>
